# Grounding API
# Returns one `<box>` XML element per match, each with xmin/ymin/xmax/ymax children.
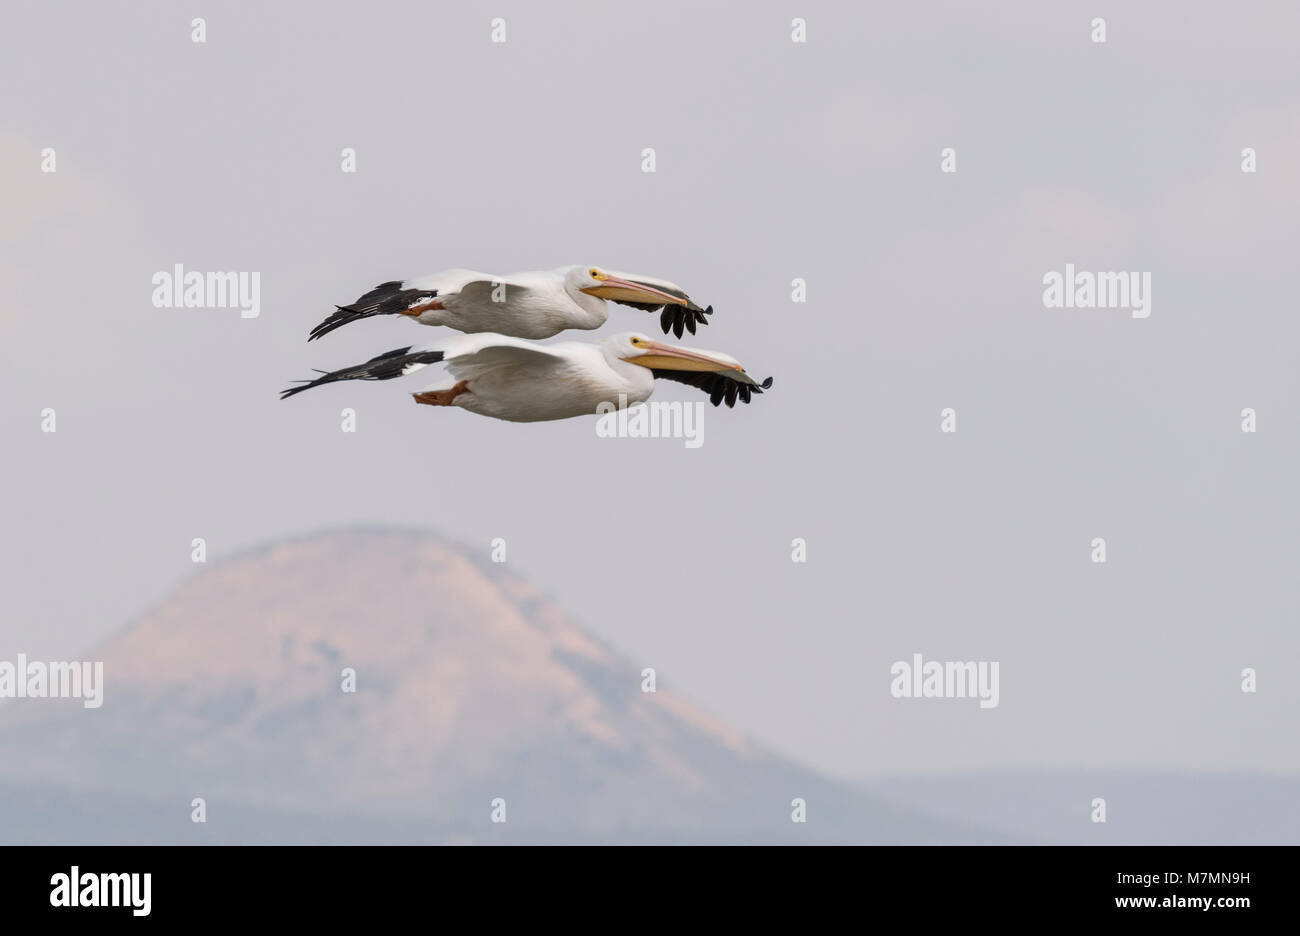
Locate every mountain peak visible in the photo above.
<box><xmin>0</xmin><ymin>529</ymin><xmax>976</xmax><ymax>843</ymax></box>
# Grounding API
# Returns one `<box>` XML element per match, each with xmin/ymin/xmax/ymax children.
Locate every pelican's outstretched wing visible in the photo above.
<box><xmin>282</xmin><ymin>333</ymin><xmax>576</xmax><ymax>399</ymax></box>
<box><xmin>280</xmin><ymin>345</ymin><xmax>446</xmax><ymax>398</ymax></box>
<box><xmin>308</xmin><ymin>269</ymin><xmax>504</xmax><ymax>341</ymax></box>
<box><xmin>439</xmin><ymin>333</ymin><xmax>574</xmax><ymax>377</ymax></box>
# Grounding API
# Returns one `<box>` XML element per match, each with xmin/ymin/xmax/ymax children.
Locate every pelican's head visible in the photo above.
<box><xmin>570</xmin><ymin>266</ymin><xmax>692</xmax><ymax>308</ymax></box>
<box><xmin>607</xmin><ymin>332</ymin><xmax>757</xmax><ymax>381</ymax></box>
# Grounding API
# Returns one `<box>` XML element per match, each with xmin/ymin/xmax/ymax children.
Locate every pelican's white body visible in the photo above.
<box><xmin>404</xmin><ymin>268</ymin><xmax>608</xmax><ymax>339</ymax></box>
<box><xmin>417</xmin><ymin>334</ymin><xmax>657</xmax><ymax>422</ymax></box>
<box><xmin>283</xmin><ymin>331</ymin><xmax>765</xmax><ymax>421</ymax></box>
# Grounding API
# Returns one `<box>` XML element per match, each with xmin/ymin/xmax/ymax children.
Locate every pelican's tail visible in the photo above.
<box><xmin>281</xmin><ymin>346</ymin><xmax>445</xmax><ymax>399</ymax></box>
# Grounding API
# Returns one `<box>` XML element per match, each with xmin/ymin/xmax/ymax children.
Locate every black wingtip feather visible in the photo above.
<box><xmin>281</xmin><ymin>346</ymin><xmax>443</xmax><ymax>400</ymax></box>
<box><xmin>307</xmin><ymin>283</ymin><xmax>437</xmax><ymax>341</ymax></box>
<box><xmin>648</xmin><ymin>368</ymin><xmax>774</xmax><ymax>408</ymax></box>
<box><xmin>643</xmin><ymin>299</ymin><xmax>713</xmax><ymax>336</ymax></box>
<box><xmin>308</xmin><ymin>306</ymin><xmax>371</xmax><ymax>342</ymax></box>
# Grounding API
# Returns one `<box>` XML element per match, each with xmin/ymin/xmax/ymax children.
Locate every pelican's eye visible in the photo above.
<box><xmin>630</xmin><ymin>337</ymin><xmax>641</xmax><ymax>346</ymax></box>
<box><xmin>589</xmin><ymin>269</ymin><xmax>601</xmax><ymax>279</ymax></box>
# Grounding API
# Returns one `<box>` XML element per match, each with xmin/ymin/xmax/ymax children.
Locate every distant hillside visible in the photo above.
<box><xmin>862</xmin><ymin>770</ymin><xmax>1300</xmax><ymax>845</ymax></box>
<box><xmin>0</xmin><ymin>529</ymin><xmax>996</xmax><ymax>844</ymax></box>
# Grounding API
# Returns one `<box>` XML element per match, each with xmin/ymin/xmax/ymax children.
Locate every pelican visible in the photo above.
<box><xmin>308</xmin><ymin>266</ymin><xmax>712</xmax><ymax>342</ymax></box>
<box><xmin>281</xmin><ymin>332</ymin><xmax>773</xmax><ymax>422</ymax></box>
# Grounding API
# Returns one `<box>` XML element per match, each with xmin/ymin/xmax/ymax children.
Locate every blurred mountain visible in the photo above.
<box><xmin>0</xmin><ymin>529</ymin><xmax>993</xmax><ymax>844</ymax></box>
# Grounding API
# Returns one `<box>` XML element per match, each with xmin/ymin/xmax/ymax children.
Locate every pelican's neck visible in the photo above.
<box><xmin>565</xmin><ymin>284</ymin><xmax>608</xmax><ymax>330</ymax></box>
<box><xmin>604</xmin><ymin>349</ymin><xmax>656</xmax><ymax>403</ymax></box>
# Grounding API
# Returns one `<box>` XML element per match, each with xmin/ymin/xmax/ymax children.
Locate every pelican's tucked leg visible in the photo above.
<box><xmin>402</xmin><ymin>300</ymin><xmax>444</xmax><ymax>316</ymax></box>
<box><xmin>412</xmin><ymin>381</ymin><xmax>469</xmax><ymax>406</ymax></box>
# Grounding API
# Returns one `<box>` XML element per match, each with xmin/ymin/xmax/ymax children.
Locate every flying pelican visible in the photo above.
<box><xmin>308</xmin><ymin>266</ymin><xmax>713</xmax><ymax>342</ymax></box>
<box><xmin>281</xmin><ymin>332</ymin><xmax>773</xmax><ymax>422</ymax></box>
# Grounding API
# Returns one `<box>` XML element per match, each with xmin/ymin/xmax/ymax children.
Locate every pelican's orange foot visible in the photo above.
<box><xmin>413</xmin><ymin>381</ymin><xmax>469</xmax><ymax>407</ymax></box>
<box><xmin>401</xmin><ymin>300</ymin><xmax>445</xmax><ymax>316</ymax></box>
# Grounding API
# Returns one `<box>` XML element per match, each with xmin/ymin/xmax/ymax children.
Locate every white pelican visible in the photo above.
<box><xmin>308</xmin><ymin>266</ymin><xmax>712</xmax><ymax>342</ymax></box>
<box><xmin>281</xmin><ymin>332</ymin><xmax>772</xmax><ymax>422</ymax></box>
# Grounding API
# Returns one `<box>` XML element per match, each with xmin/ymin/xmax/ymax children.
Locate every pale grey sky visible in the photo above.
<box><xmin>2</xmin><ymin>0</ymin><xmax>1298</xmax><ymax>779</ymax></box>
